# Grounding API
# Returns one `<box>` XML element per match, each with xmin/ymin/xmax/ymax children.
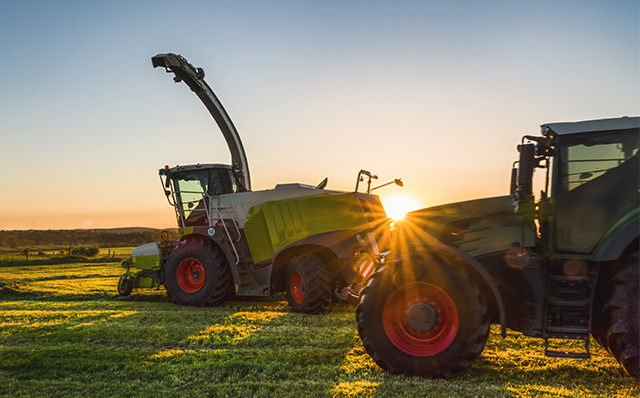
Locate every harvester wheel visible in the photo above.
<box><xmin>285</xmin><ymin>254</ymin><xmax>331</xmax><ymax>314</ymax></box>
<box><xmin>594</xmin><ymin>253</ymin><xmax>639</xmax><ymax>380</ymax></box>
<box><xmin>356</xmin><ymin>252</ymin><xmax>490</xmax><ymax>378</ymax></box>
<box><xmin>164</xmin><ymin>239</ymin><xmax>231</xmax><ymax>306</ymax></box>
<box><xmin>118</xmin><ymin>278</ymin><xmax>133</xmax><ymax>296</ymax></box>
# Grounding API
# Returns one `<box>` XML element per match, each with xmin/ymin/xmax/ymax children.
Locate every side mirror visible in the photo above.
<box><xmin>371</xmin><ymin>178</ymin><xmax>404</xmax><ymax>192</ymax></box>
<box><xmin>510</xmin><ymin>163</ymin><xmax>518</xmax><ymax>194</ymax></box>
<box><xmin>517</xmin><ymin>144</ymin><xmax>536</xmax><ymax>195</ymax></box>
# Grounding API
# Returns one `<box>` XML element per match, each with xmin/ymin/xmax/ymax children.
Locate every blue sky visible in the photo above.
<box><xmin>0</xmin><ymin>0</ymin><xmax>638</xmax><ymax>229</ymax></box>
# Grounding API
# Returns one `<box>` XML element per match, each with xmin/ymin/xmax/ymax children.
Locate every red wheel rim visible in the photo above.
<box><xmin>383</xmin><ymin>282</ymin><xmax>459</xmax><ymax>356</ymax></box>
<box><xmin>176</xmin><ymin>258</ymin><xmax>206</xmax><ymax>293</ymax></box>
<box><xmin>290</xmin><ymin>271</ymin><xmax>305</xmax><ymax>304</ymax></box>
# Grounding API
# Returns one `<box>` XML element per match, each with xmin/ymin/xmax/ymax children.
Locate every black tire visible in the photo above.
<box><xmin>164</xmin><ymin>239</ymin><xmax>232</xmax><ymax>306</ymax></box>
<box><xmin>356</xmin><ymin>252</ymin><xmax>490</xmax><ymax>378</ymax></box>
<box><xmin>592</xmin><ymin>268</ymin><xmax>612</xmax><ymax>353</ymax></box>
<box><xmin>594</xmin><ymin>253</ymin><xmax>639</xmax><ymax>380</ymax></box>
<box><xmin>285</xmin><ymin>254</ymin><xmax>331</xmax><ymax>314</ymax></box>
<box><xmin>118</xmin><ymin>278</ymin><xmax>133</xmax><ymax>296</ymax></box>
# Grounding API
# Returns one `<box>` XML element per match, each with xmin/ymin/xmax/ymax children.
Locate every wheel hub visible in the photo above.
<box><xmin>176</xmin><ymin>258</ymin><xmax>206</xmax><ymax>293</ymax></box>
<box><xmin>405</xmin><ymin>302</ymin><xmax>437</xmax><ymax>333</ymax></box>
<box><xmin>383</xmin><ymin>282</ymin><xmax>459</xmax><ymax>356</ymax></box>
<box><xmin>290</xmin><ymin>271</ymin><xmax>306</xmax><ymax>304</ymax></box>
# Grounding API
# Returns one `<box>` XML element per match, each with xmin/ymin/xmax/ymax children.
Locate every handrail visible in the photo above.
<box><xmin>218</xmin><ymin>196</ymin><xmax>242</xmax><ymax>242</ymax></box>
<box><xmin>207</xmin><ymin>194</ymin><xmax>240</xmax><ymax>265</ymax></box>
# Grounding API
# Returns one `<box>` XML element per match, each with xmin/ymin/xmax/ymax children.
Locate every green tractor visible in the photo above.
<box><xmin>117</xmin><ymin>53</ymin><xmax>399</xmax><ymax>313</ymax></box>
<box><xmin>356</xmin><ymin>117</ymin><xmax>639</xmax><ymax>379</ymax></box>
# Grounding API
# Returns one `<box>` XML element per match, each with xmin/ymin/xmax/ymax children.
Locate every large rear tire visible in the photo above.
<box><xmin>286</xmin><ymin>254</ymin><xmax>331</xmax><ymax>314</ymax></box>
<box><xmin>356</xmin><ymin>252</ymin><xmax>490</xmax><ymax>378</ymax></box>
<box><xmin>594</xmin><ymin>253</ymin><xmax>639</xmax><ymax>380</ymax></box>
<box><xmin>164</xmin><ymin>239</ymin><xmax>232</xmax><ymax>306</ymax></box>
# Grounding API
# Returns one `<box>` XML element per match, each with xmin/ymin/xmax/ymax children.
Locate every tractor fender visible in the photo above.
<box><xmin>591</xmin><ymin>208</ymin><xmax>639</xmax><ymax>261</ymax></box>
<box><xmin>411</xmin><ymin>242</ymin><xmax>507</xmax><ymax>338</ymax></box>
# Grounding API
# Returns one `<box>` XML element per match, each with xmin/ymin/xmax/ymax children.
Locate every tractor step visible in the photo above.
<box><xmin>541</xmin><ymin>268</ymin><xmax>599</xmax><ymax>361</ymax></box>
<box><xmin>544</xmin><ymin>334</ymin><xmax>591</xmax><ymax>359</ymax></box>
<box><xmin>545</xmin><ymin>325</ymin><xmax>589</xmax><ymax>336</ymax></box>
<box><xmin>546</xmin><ymin>298</ymin><xmax>589</xmax><ymax>307</ymax></box>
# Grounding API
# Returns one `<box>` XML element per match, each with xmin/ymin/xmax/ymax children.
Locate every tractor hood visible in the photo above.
<box><xmin>395</xmin><ymin>195</ymin><xmax>536</xmax><ymax>257</ymax></box>
<box><xmin>404</xmin><ymin>196</ymin><xmax>516</xmax><ymax>232</ymax></box>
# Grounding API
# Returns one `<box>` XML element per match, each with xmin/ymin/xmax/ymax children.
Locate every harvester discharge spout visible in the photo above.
<box><xmin>152</xmin><ymin>53</ymin><xmax>251</xmax><ymax>191</ymax></box>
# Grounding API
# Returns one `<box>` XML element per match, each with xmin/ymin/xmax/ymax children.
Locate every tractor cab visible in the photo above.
<box><xmin>514</xmin><ymin>117</ymin><xmax>640</xmax><ymax>258</ymax></box>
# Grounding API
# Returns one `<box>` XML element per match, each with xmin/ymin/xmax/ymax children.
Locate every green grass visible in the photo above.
<box><xmin>0</xmin><ymin>261</ymin><xmax>637</xmax><ymax>397</ymax></box>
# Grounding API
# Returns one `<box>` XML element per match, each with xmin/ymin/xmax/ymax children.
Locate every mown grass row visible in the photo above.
<box><xmin>0</xmin><ymin>261</ymin><xmax>637</xmax><ymax>397</ymax></box>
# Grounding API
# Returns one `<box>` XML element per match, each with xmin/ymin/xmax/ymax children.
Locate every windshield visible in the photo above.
<box><xmin>172</xmin><ymin>167</ymin><xmax>238</xmax><ymax>227</ymax></box>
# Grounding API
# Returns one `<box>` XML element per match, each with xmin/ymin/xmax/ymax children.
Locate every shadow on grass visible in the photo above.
<box><xmin>0</xmin><ymin>286</ymin><xmax>117</xmax><ymax>301</ymax></box>
<box><xmin>0</xmin><ymin>256</ymin><xmax>122</xmax><ymax>268</ymax></box>
<box><xmin>0</xmin><ymin>280</ymin><xmax>168</xmax><ymax>303</ymax></box>
<box><xmin>33</xmin><ymin>274</ymin><xmax>119</xmax><ymax>282</ymax></box>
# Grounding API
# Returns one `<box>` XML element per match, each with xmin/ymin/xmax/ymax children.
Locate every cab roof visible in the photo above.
<box><xmin>160</xmin><ymin>163</ymin><xmax>232</xmax><ymax>174</ymax></box>
<box><xmin>542</xmin><ymin>116</ymin><xmax>639</xmax><ymax>136</ymax></box>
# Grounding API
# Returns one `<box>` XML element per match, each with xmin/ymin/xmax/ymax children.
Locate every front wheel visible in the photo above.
<box><xmin>117</xmin><ymin>278</ymin><xmax>133</xmax><ymax>296</ymax></box>
<box><xmin>356</xmin><ymin>252</ymin><xmax>490</xmax><ymax>378</ymax></box>
<box><xmin>164</xmin><ymin>239</ymin><xmax>232</xmax><ymax>306</ymax></box>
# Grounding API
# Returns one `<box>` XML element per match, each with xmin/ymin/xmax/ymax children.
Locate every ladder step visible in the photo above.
<box><xmin>547</xmin><ymin>298</ymin><xmax>589</xmax><ymax>307</ymax></box>
<box><xmin>548</xmin><ymin>275</ymin><xmax>589</xmax><ymax>282</ymax></box>
<box><xmin>546</xmin><ymin>326</ymin><xmax>589</xmax><ymax>335</ymax></box>
<box><xmin>545</xmin><ymin>350</ymin><xmax>590</xmax><ymax>359</ymax></box>
<box><xmin>544</xmin><ymin>336</ymin><xmax>591</xmax><ymax>359</ymax></box>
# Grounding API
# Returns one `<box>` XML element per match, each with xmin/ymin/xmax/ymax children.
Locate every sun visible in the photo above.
<box><xmin>381</xmin><ymin>195</ymin><xmax>422</xmax><ymax>221</ymax></box>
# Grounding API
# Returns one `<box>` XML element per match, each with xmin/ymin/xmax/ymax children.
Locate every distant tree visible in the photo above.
<box><xmin>3</xmin><ymin>235</ymin><xmax>18</xmax><ymax>248</ymax></box>
<box><xmin>70</xmin><ymin>245</ymin><xmax>100</xmax><ymax>257</ymax></box>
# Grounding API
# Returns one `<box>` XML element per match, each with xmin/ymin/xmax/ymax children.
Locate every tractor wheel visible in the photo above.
<box><xmin>594</xmin><ymin>253</ymin><xmax>639</xmax><ymax>380</ymax></box>
<box><xmin>118</xmin><ymin>278</ymin><xmax>133</xmax><ymax>296</ymax></box>
<box><xmin>285</xmin><ymin>254</ymin><xmax>331</xmax><ymax>314</ymax></box>
<box><xmin>356</xmin><ymin>252</ymin><xmax>490</xmax><ymax>378</ymax></box>
<box><xmin>164</xmin><ymin>239</ymin><xmax>232</xmax><ymax>306</ymax></box>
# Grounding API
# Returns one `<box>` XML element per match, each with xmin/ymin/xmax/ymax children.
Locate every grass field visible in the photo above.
<box><xmin>0</xmin><ymin>261</ymin><xmax>637</xmax><ymax>398</ymax></box>
<box><xmin>0</xmin><ymin>247</ymin><xmax>134</xmax><ymax>260</ymax></box>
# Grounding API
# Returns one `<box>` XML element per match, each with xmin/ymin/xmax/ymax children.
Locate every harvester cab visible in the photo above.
<box><xmin>118</xmin><ymin>53</ymin><xmax>401</xmax><ymax>314</ymax></box>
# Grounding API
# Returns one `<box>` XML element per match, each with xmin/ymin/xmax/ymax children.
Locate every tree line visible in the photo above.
<box><xmin>0</xmin><ymin>228</ymin><xmax>178</xmax><ymax>248</ymax></box>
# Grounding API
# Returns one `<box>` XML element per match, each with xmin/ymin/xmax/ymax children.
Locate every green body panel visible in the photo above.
<box><xmin>244</xmin><ymin>193</ymin><xmax>369</xmax><ymax>263</ymax></box>
<box><xmin>130</xmin><ymin>242</ymin><xmax>163</xmax><ymax>270</ymax></box>
<box><xmin>131</xmin><ymin>255</ymin><xmax>161</xmax><ymax>270</ymax></box>
<box><xmin>178</xmin><ymin>227</ymin><xmax>194</xmax><ymax>237</ymax></box>
<box><xmin>403</xmin><ymin>195</ymin><xmax>536</xmax><ymax>257</ymax></box>
<box><xmin>119</xmin><ymin>271</ymin><xmax>161</xmax><ymax>290</ymax></box>
<box><xmin>134</xmin><ymin>276</ymin><xmax>156</xmax><ymax>288</ymax></box>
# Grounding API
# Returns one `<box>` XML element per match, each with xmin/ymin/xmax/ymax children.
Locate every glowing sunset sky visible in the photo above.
<box><xmin>0</xmin><ymin>0</ymin><xmax>637</xmax><ymax>230</ymax></box>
